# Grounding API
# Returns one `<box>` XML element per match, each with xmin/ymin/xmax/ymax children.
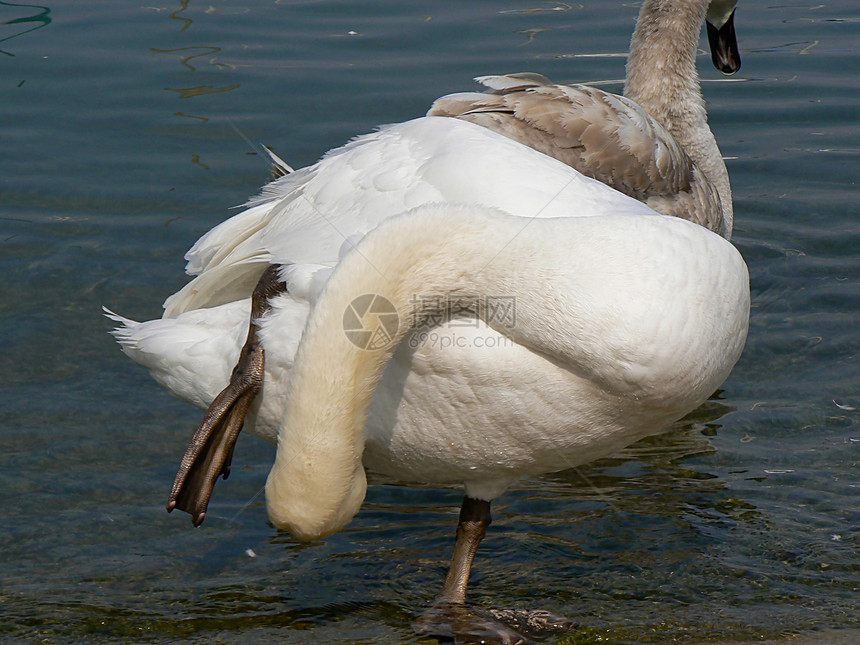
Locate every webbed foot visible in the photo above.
<box><xmin>413</xmin><ymin>496</ymin><xmax>577</xmax><ymax>643</ymax></box>
<box><xmin>413</xmin><ymin>601</ymin><xmax>530</xmax><ymax>644</ymax></box>
<box><xmin>167</xmin><ymin>265</ymin><xmax>286</xmax><ymax>526</ymax></box>
<box><xmin>414</xmin><ymin>603</ymin><xmax>576</xmax><ymax>644</ymax></box>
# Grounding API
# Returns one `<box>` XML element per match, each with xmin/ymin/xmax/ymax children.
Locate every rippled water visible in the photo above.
<box><xmin>2</xmin><ymin>1</ymin><xmax>858</xmax><ymax>644</ymax></box>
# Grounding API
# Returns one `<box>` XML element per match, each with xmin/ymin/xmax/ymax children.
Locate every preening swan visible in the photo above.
<box><xmin>260</xmin><ymin>204</ymin><xmax>749</xmax><ymax>540</ymax></box>
<box><xmin>107</xmin><ymin>1</ymin><xmax>748</xmax><ymax>642</ymax></box>
<box><xmin>430</xmin><ymin>0</ymin><xmax>741</xmax><ymax>238</ymax></box>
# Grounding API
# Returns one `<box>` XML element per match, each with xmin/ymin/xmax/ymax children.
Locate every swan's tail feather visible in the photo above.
<box><xmin>474</xmin><ymin>73</ymin><xmax>552</xmax><ymax>92</ymax></box>
<box><xmin>182</xmin><ymin>202</ymin><xmax>275</xmax><ymax>278</ymax></box>
<box><xmin>163</xmin><ymin>255</ymin><xmax>271</xmax><ymax>318</ymax></box>
<box><xmin>103</xmin><ymin>307</ymin><xmax>145</xmax><ymax>355</ymax></box>
<box><xmin>103</xmin><ymin>304</ymin><xmax>249</xmax><ymax>411</ymax></box>
<box><xmin>264</xmin><ymin>146</ymin><xmax>295</xmax><ymax>179</ymax></box>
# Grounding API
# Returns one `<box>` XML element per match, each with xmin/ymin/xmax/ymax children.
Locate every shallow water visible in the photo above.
<box><xmin>1</xmin><ymin>1</ymin><xmax>859</xmax><ymax>643</ymax></box>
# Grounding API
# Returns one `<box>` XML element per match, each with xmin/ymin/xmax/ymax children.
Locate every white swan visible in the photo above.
<box><xmin>107</xmin><ymin>1</ymin><xmax>749</xmax><ymax>642</ymax></box>
<box><xmin>430</xmin><ymin>0</ymin><xmax>740</xmax><ymax>238</ymax></box>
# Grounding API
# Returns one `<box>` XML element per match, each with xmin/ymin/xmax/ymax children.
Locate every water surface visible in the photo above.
<box><xmin>1</xmin><ymin>1</ymin><xmax>859</xmax><ymax>643</ymax></box>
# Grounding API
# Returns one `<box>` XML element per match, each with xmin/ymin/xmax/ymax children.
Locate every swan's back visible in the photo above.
<box><xmin>429</xmin><ymin>76</ymin><xmax>728</xmax><ymax>237</ymax></box>
<box><xmin>163</xmin><ymin>117</ymin><xmax>656</xmax><ymax>317</ymax></box>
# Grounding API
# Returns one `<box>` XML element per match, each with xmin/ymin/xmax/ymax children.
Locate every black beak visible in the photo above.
<box><xmin>706</xmin><ymin>8</ymin><xmax>741</xmax><ymax>75</ymax></box>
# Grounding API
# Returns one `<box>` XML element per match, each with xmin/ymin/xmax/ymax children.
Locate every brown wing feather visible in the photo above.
<box><xmin>428</xmin><ymin>75</ymin><xmax>725</xmax><ymax>234</ymax></box>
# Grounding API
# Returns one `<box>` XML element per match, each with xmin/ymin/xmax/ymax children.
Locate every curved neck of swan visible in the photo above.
<box><xmin>624</xmin><ymin>0</ymin><xmax>733</xmax><ymax>229</ymax></box>
<box><xmin>266</xmin><ymin>205</ymin><xmax>598</xmax><ymax>540</ymax></box>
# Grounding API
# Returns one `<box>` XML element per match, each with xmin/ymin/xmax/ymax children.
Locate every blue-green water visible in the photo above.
<box><xmin>2</xmin><ymin>1</ymin><xmax>858</xmax><ymax>643</ymax></box>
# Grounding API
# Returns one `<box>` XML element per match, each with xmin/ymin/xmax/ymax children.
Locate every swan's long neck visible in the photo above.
<box><xmin>264</xmin><ymin>203</ymin><xmax>746</xmax><ymax>540</ymax></box>
<box><xmin>624</xmin><ymin>0</ymin><xmax>732</xmax><ymax>229</ymax></box>
<box><xmin>265</xmin><ymin>205</ymin><xmax>603</xmax><ymax>540</ymax></box>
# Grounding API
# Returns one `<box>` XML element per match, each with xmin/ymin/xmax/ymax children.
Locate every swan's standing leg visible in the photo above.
<box><xmin>167</xmin><ymin>265</ymin><xmax>286</xmax><ymax>526</ymax></box>
<box><xmin>439</xmin><ymin>496</ymin><xmax>493</xmax><ymax>605</ymax></box>
<box><xmin>413</xmin><ymin>497</ymin><xmax>576</xmax><ymax>644</ymax></box>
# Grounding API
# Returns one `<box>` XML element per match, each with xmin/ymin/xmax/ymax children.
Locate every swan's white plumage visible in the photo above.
<box><xmin>163</xmin><ymin>118</ymin><xmax>655</xmax><ymax>317</ymax></box>
<box><xmin>109</xmin><ymin>117</ymin><xmax>749</xmax><ymax>537</ymax></box>
<box><xmin>105</xmin><ymin>303</ymin><xmax>252</xmax><ymax>413</ymax></box>
<box><xmin>259</xmin><ymin>205</ymin><xmax>748</xmax><ymax>537</ymax></box>
<box><xmin>108</xmin><ymin>0</ymin><xmax>750</xmax><ymax>541</ymax></box>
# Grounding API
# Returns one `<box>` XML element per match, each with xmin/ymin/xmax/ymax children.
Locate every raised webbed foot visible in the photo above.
<box><xmin>167</xmin><ymin>265</ymin><xmax>287</xmax><ymax>526</ymax></box>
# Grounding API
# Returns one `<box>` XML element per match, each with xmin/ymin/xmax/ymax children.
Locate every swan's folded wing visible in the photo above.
<box><xmin>429</xmin><ymin>76</ymin><xmax>724</xmax><ymax>233</ymax></box>
<box><xmin>162</xmin><ymin>117</ymin><xmax>657</xmax><ymax>317</ymax></box>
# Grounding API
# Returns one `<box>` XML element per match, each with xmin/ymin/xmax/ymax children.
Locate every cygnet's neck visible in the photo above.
<box><xmin>624</xmin><ymin>0</ymin><xmax>732</xmax><ymax>229</ymax></box>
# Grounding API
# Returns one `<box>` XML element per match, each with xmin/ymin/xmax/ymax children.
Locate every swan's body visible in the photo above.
<box><xmin>108</xmin><ymin>1</ymin><xmax>748</xmax><ymax>640</ymax></box>
<box><xmin>110</xmin><ymin>113</ymin><xmax>749</xmax><ymax>528</ymax></box>
<box><xmin>260</xmin><ymin>203</ymin><xmax>748</xmax><ymax>537</ymax></box>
